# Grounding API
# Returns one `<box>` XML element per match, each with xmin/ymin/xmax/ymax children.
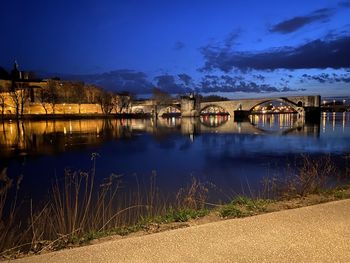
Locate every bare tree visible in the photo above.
<box><xmin>97</xmin><ymin>89</ymin><xmax>113</xmax><ymax>114</ymax></box>
<box><xmin>112</xmin><ymin>93</ymin><xmax>132</xmax><ymax>113</ymax></box>
<box><xmin>46</xmin><ymin>80</ymin><xmax>60</xmax><ymax>114</ymax></box>
<box><xmin>73</xmin><ymin>82</ymin><xmax>86</xmax><ymax>114</ymax></box>
<box><xmin>152</xmin><ymin>88</ymin><xmax>172</xmax><ymax>105</ymax></box>
<box><xmin>10</xmin><ymin>82</ymin><xmax>30</xmax><ymax>118</ymax></box>
<box><xmin>152</xmin><ymin>88</ymin><xmax>172</xmax><ymax>117</ymax></box>
<box><xmin>38</xmin><ymin>87</ymin><xmax>50</xmax><ymax>115</ymax></box>
<box><xmin>0</xmin><ymin>86</ymin><xmax>6</xmax><ymax>118</ymax></box>
<box><xmin>85</xmin><ymin>85</ymin><xmax>99</xmax><ymax>103</ymax></box>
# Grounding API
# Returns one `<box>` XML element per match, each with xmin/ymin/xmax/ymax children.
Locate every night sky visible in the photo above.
<box><xmin>1</xmin><ymin>0</ymin><xmax>350</xmax><ymax>97</ymax></box>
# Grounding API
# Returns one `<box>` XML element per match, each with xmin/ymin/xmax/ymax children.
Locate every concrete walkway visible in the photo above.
<box><xmin>13</xmin><ymin>199</ymin><xmax>350</xmax><ymax>263</ymax></box>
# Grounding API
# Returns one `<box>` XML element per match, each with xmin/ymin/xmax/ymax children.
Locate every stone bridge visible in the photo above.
<box><xmin>132</xmin><ymin>95</ymin><xmax>321</xmax><ymax>120</ymax></box>
<box><xmin>131</xmin><ymin>99</ymin><xmax>182</xmax><ymax>116</ymax></box>
<box><xmin>199</xmin><ymin>95</ymin><xmax>321</xmax><ymax>119</ymax></box>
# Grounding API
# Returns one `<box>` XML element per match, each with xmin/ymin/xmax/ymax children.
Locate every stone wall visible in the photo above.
<box><xmin>27</xmin><ymin>103</ymin><xmax>102</xmax><ymax>115</ymax></box>
<box><xmin>0</xmin><ymin>90</ymin><xmax>103</xmax><ymax>115</ymax></box>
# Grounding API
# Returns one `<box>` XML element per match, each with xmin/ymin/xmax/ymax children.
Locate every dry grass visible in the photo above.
<box><xmin>0</xmin><ymin>156</ymin><xmax>212</xmax><ymax>258</ymax></box>
<box><xmin>0</xmin><ymin>154</ymin><xmax>349</xmax><ymax>259</ymax></box>
<box><xmin>0</xmin><ymin>168</ymin><xmax>23</xmax><ymax>254</ymax></box>
<box><xmin>176</xmin><ymin>176</ymin><xmax>209</xmax><ymax>210</ymax></box>
<box><xmin>262</xmin><ymin>155</ymin><xmax>343</xmax><ymax>199</ymax></box>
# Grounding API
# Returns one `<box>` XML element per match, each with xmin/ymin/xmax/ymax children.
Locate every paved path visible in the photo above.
<box><xmin>13</xmin><ymin>200</ymin><xmax>350</xmax><ymax>263</ymax></box>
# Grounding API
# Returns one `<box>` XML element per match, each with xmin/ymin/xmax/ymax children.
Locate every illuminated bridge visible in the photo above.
<box><xmin>131</xmin><ymin>95</ymin><xmax>321</xmax><ymax>120</ymax></box>
<box><xmin>198</xmin><ymin>95</ymin><xmax>321</xmax><ymax>120</ymax></box>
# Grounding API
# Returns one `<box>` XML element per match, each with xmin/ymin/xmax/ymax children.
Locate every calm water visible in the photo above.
<box><xmin>1</xmin><ymin>112</ymin><xmax>350</xmax><ymax>201</ymax></box>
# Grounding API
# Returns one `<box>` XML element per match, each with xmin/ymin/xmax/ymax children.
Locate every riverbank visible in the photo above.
<box><xmin>0</xmin><ymin>110</ymin><xmax>348</xmax><ymax>121</ymax></box>
<box><xmin>1</xmin><ymin>183</ymin><xmax>350</xmax><ymax>261</ymax></box>
<box><xmin>6</xmin><ymin>192</ymin><xmax>350</xmax><ymax>262</ymax></box>
<box><xmin>0</xmin><ymin>113</ymin><xmax>152</xmax><ymax>120</ymax></box>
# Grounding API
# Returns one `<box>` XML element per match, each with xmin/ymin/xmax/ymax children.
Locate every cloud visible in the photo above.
<box><xmin>56</xmin><ymin>70</ymin><xmax>154</xmax><ymax>94</ymax></box>
<box><xmin>200</xmin><ymin>35</ymin><xmax>350</xmax><ymax>72</ymax></box>
<box><xmin>253</xmin><ymin>74</ymin><xmax>265</xmax><ymax>81</ymax></box>
<box><xmin>338</xmin><ymin>1</ymin><xmax>350</xmax><ymax>8</ymax></box>
<box><xmin>173</xmin><ymin>41</ymin><xmax>185</xmax><ymax>50</ymax></box>
<box><xmin>178</xmin><ymin>73</ymin><xmax>192</xmax><ymax>86</ymax></box>
<box><xmin>154</xmin><ymin>74</ymin><xmax>192</xmax><ymax>94</ymax></box>
<box><xmin>224</xmin><ymin>30</ymin><xmax>241</xmax><ymax>48</ymax></box>
<box><xmin>270</xmin><ymin>8</ymin><xmax>332</xmax><ymax>34</ymax></box>
<box><xmin>301</xmin><ymin>72</ymin><xmax>350</xmax><ymax>83</ymax></box>
<box><xmin>199</xmin><ymin>75</ymin><xmax>301</xmax><ymax>93</ymax></box>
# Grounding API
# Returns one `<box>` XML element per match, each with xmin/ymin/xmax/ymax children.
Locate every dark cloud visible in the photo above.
<box><xmin>301</xmin><ymin>72</ymin><xmax>350</xmax><ymax>83</ymax></box>
<box><xmin>338</xmin><ymin>1</ymin><xmax>350</xmax><ymax>8</ymax></box>
<box><xmin>174</xmin><ymin>41</ymin><xmax>185</xmax><ymax>50</ymax></box>
<box><xmin>279</xmin><ymin>77</ymin><xmax>290</xmax><ymax>86</ymax></box>
<box><xmin>224</xmin><ymin>30</ymin><xmax>241</xmax><ymax>48</ymax></box>
<box><xmin>200</xmin><ymin>35</ymin><xmax>350</xmax><ymax>72</ymax></box>
<box><xmin>281</xmin><ymin>87</ymin><xmax>306</xmax><ymax>92</ymax></box>
<box><xmin>154</xmin><ymin>74</ymin><xmax>192</xmax><ymax>94</ymax></box>
<box><xmin>270</xmin><ymin>8</ymin><xmax>332</xmax><ymax>34</ymax></box>
<box><xmin>56</xmin><ymin>70</ymin><xmax>154</xmax><ymax>94</ymax></box>
<box><xmin>253</xmin><ymin>74</ymin><xmax>265</xmax><ymax>81</ymax></box>
<box><xmin>199</xmin><ymin>75</ymin><xmax>300</xmax><ymax>93</ymax></box>
<box><xmin>178</xmin><ymin>73</ymin><xmax>192</xmax><ymax>86</ymax></box>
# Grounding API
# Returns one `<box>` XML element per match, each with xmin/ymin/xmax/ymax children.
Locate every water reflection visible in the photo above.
<box><xmin>200</xmin><ymin>115</ymin><xmax>229</xmax><ymax>127</ymax></box>
<box><xmin>1</xmin><ymin>113</ymin><xmax>349</xmax><ymax>159</ymax></box>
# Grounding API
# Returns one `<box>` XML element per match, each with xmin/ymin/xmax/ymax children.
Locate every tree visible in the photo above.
<box><xmin>112</xmin><ymin>93</ymin><xmax>132</xmax><ymax>113</ymax></box>
<box><xmin>152</xmin><ymin>87</ymin><xmax>172</xmax><ymax>105</ymax></box>
<box><xmin>152</xmin><ymin>88</ymin><xmax>172</xmax><ymax>117</ymax></box>
<box><xmin>0</xmin><ymin>86</ymin><xmax>6</xmax><ymax>118</ymax></box>
<box><xmin>46</xmin><ymin>80</ymin><xmax>60</xmax><ymax>114</ymax></box>
<box><xmin>97</xmin><ymin>89</ymin><xmax>113</xmax><ymax>114</ymax></box>
<box><xmin>85</xmin><ymin>85</ymin><xmax>99</xmax><ymax>103</ymax></box>
<box><xmin>38</xmin><ymin>87</ymin><xmax>50</xmax><ymax>115</ymax></box>
<box><xmin>73</xmin><ymin>82</ymin><xmax>86</xmax><ymax>114</ymax></box>
<box><xmin>10</xmin><ymin>82</ymin><xmax>30</xmax><ymax>118</ymax></box>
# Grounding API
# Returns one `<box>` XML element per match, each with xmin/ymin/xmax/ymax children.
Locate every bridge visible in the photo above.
<box><xmin>198</xmin><ymin>95</ymin><xmax>321</xmax><ymax>120</ymax></box>
<box><xmin>132</xmin><ymin>95</ymin><xmax>321</xmax><ymax>121</ymax></box>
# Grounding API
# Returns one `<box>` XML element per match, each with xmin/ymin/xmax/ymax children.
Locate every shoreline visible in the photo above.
<box><xmin>2</xmin><ymin>184</ymin><xmax>350</xmax><ymax>261</ymax></box>
<box><xmin>0</xmin><ymin>110</ymin><xmax>347</xmax><ymax>121</ymax></box>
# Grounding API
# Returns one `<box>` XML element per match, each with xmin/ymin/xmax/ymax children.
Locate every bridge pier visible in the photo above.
<box><xmin>234</xmin><ymin>110</ymin><xmax>250</xmax><ymax>121</ymax></box>
<box><xmin>181</xmin><ymin>95</ymin><xmax>199</xmax><ymax>117</ymax></box>
<box><xmin>304</xmin><ymin>107</ymin><xmax>321</xmax><ymax>123</ymax></box>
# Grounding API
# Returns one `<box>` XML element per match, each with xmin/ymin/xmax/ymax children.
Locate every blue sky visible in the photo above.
<box><xmin>1</xmin><ymin>0</ymin><xmax>350</xmax><ymax>97</ymax></box>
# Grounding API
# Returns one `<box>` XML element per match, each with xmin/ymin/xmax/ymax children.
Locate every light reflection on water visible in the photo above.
<box><xmin>0</xmin><ymin>113</ymin><xmax>349</xmax><ymax>201</ymax></box>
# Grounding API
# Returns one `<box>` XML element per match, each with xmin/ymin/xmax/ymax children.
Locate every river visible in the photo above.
<box><xmin>0</xmin><ymin>112</ymin><xmax>349</xmax><ymax>202</ymax></box>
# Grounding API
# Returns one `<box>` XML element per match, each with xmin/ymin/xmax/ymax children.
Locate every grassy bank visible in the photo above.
<box><xmin>0</xmin><ymin>154</ymin><xmax>349</xmax><ymax>260</ymax></box>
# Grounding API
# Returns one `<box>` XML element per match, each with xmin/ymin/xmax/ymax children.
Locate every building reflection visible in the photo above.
<box><xmin>1</xmin><ymin>113</ymin><xmax>347</xmax><ymax>158</ymax></box>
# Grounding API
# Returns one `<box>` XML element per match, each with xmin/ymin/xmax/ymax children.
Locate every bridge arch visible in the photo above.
<box><xmin>158</xmin><ymin>105</ymin><xmax>181</xmax><ymax>117</ymax></box>
<box><xmin>249</xmin><ymin>98</ymin><xmax>300</xmax><ymax>113</ymax></box>
<box><xmin>200</xmin><ymin>104</ymin><xmax>230</xmax><ymax>116</ymax></box>
<box><xmin>132</xmin><ymin>107</ymin><xmax>145</xmax><ymax>114</ymax></box>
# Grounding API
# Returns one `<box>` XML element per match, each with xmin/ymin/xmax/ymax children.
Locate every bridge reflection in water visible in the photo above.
<box><xmin>1</xmin><ymin>113</ymin><xmax>347</xmax><ymax>158</ymax></box>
